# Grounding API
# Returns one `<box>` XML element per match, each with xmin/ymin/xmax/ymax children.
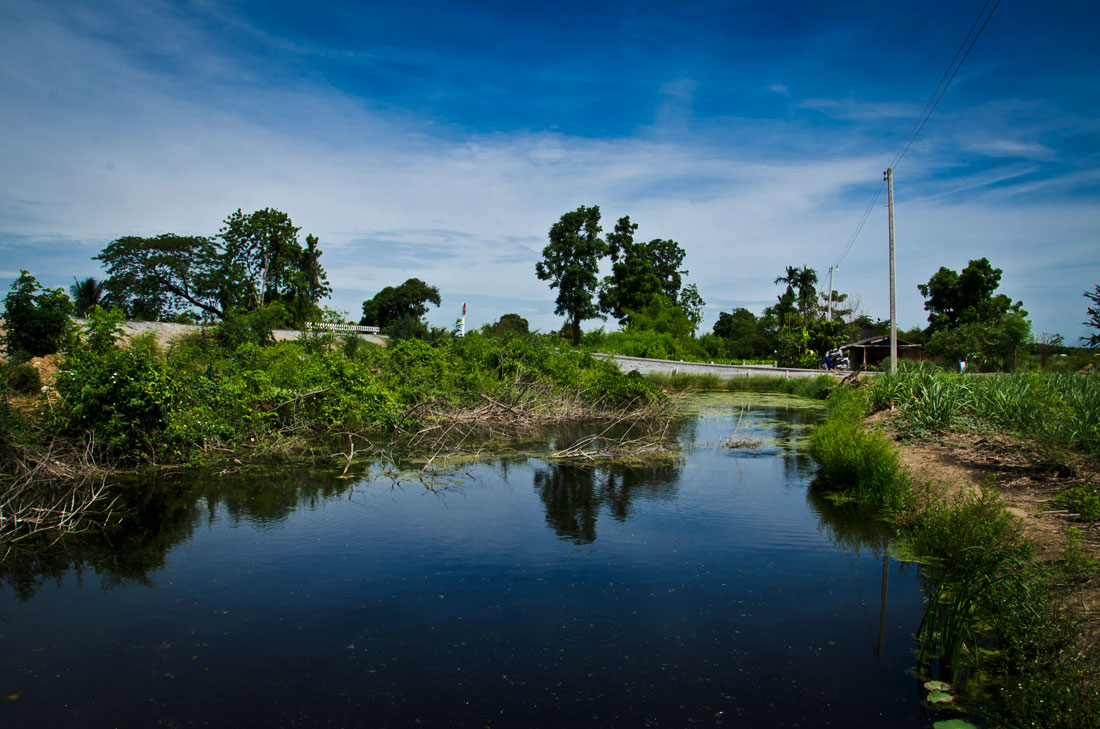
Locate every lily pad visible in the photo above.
<box><xmin>928</xmin><ymin>691</ymin><xmax>956</xmax><ymax>704</ymax></box>
<box><xmin>932</xmin><ymin>720</ymin><xmax>978</xmax><ymax>729</ymax></box>
<box><xmin>924</xmin><ymin>680</ymin><xmax>953</xmax><ymax>692</ymax></box>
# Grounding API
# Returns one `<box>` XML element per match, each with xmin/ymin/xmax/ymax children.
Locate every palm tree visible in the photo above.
<box><xmin>70</xmin><ymin>276</ymin><xmax>105</xmax><ymax>317</ymax></box>
<box><xmin>793</xmin><ymin>265</ymin><xmax>819</xmax><ymax>325</ymax></box>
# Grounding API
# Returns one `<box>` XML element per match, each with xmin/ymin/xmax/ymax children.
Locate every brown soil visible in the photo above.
<box><xmin>878</xmin><ymin>412</ymin><xmax>1100</xmax><ymax>649</ymax></box>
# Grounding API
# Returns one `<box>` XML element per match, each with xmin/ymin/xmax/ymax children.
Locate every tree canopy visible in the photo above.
<box><xmin>95</xmin><ymin>208</ymin><xmax>329</xmax><ymax>326</ymax></box>
<box><xmin>3</xmin><ymin>270</ymin><xmax>73</xmax><ymax>358</ymax></box>
<box><xmin>917</xmin><ymin>257</ymin><xmax>1014</xmax><ymax>333</ymax></box>
<box><xmin>360</xmin><ymin>278</ymin><xmax>441</xmax><ymax>329</ymax></box>
<box><xmin>535</xmin><ymin>205</ymin><xmax>608</xmax><ymax>345</ymax></box>
<box><xmin>918</xmin><ymin>258</ymin><xmax>1031</xmax><ymax>370</ymax></box>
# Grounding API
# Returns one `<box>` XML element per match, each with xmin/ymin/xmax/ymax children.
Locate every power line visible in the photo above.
<box><xmin>831</xmin><ymin>0</ymin><xmax>1002</xmax><ymax>270</ymax></box>
<box><xmin>892</xmin><ymin>0</ymin><xmax>1002</xmax><ymax>169</ymax></box>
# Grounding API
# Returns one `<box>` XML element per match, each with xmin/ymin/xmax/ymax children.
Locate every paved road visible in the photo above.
<box><xmin>593</xmin><ymin>353</ymin><xmax>847</xmax><ymax>380</ymax></box>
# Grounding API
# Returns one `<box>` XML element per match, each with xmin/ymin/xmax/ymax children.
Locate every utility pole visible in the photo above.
<box><xmin>885</xmin><ymin>168</ymin><xmax>897</xmax><ymax>373</ymax></box>
<box><xmin>826</xmin><ymin>265</ymin><xmax>836</xmax><ymax>321</ymax></box>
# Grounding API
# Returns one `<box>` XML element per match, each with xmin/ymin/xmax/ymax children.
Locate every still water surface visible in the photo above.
<box><xmin>1</xmin><ymin>393</ymin><xmax>925</xmax><ymax>727</ymax></box>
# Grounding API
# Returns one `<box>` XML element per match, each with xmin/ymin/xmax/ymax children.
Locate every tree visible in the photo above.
<box><xmin>3</xmin><ymin>270</ymin><xmax>74</xmax><ymax>358</ymax></box>
<box><xmin>360</xmin><ymin>278</ymin><xmax>441</xmax><ymax>330</ymax></box>
<box><xmin>1035</xmin><ymin>331</ymin><xmax>1065</xmax><ymax>368</ymax></box>
<box><xmin>484</xmin><ymin>313</ymin><xmax>530</xmax><ymax>338</ymax></box>
<box><xmin>535</xmin><ymin>205</ymin><xmax>608</xmax><ymax>345</ymax></box>
<box><xmin>713</xmin><ymin>307</ymin><xmax>770</xmax><ymax>359</ymax></box>
<box><xmin>918</xmin><ymin>257</ymin><xmax>1009</xmax><ymax>333</ymax></box>
<box><xmin>918</xmin><ymin>258</ymin><xmax>1031</xmax><ymax>370</ymax></box>
<box><xmin>96</xmin><ymin>208</ymin><xmax>329</xmax><ymax>326</ymax></box>
<box><xmin>69</xmin><ymin>277</ymin><xmax>105</xmax><ymax>317</ymax></box>
<box><xmin>1083</xmin><ymin>285</ymin><xmax>1100</xmax><ymax>348</ymax></box>
<box><xmin>774</xmin><ymin>264</ymin><xmax>818</xmax><ymax>326</ymax></box>
<box><xmin>97</xmin><ymin>234</ymin><xmax>225</xmax><ymax>320</ymax></box>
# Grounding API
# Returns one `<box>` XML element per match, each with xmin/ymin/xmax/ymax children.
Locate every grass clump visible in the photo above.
<box><xmin>904</xmin><ymin>488</ymin><xmax>1100</xmax><ymax>728</ymax></box>
<box><xmin>808</xmin><ymin>387</ymin><xmax>910</xmax><ymax>512</ymax></box>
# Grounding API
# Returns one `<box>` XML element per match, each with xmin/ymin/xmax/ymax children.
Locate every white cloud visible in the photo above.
<box><xmin>1</xmin><ymin>0</ymin><xmax>1097</xmax><ymax>342</ymax></box>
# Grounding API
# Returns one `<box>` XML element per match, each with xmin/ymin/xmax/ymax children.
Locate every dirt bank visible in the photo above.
<box><xmin>883</xmin><ymin>415</ymin><xmax>1100</xmax><ymax>647</ymax></box>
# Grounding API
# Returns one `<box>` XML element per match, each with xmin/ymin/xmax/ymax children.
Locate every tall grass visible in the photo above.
<box><xmin>904</xmin><ymin>489</ymin><xmax>1100</xmax><ymax>728</ymax></box>
<box><xmin>808</xmin><ymin>388</ymin><xmax>911</xmax><ymax>512</ymax></box>
<box><xmin>867</xmin><ymin>366</ymin><xmax>1100</xmax><ymax>457</ymax></box>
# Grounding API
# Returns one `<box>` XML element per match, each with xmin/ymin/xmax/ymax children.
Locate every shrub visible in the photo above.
<box><xmin>55</xmin><ymin>333</ymin><xmax>179</xmax><ymax>458</ymax></box>
<box><xmin>2</xmin><ymin>270</ymin><xmax>74</xmax><ymax>359</ymax></box>
<box><xmin>808</xmin><ymin>387</ymin><xmax>910</xmax><ymax>511</ymax></box>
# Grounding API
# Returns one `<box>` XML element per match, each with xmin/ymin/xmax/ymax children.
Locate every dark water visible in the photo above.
<box><xmin>0</xmin><ymin>393</ymin><xmax>926</xmax><ymax>728</ymax></box>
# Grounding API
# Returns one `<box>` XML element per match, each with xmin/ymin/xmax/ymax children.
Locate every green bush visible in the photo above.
<box><xmin>55</xmin><ymin>333</ymin><xmax>179</xmax><ymax>458</ymax></box>
<box><xmin>808</xmin><ymin>387</ymin><xmax>910</xmax><ymax>511</ymax></box>
<box><xmin>2</xmin><ymin>270</ymin><xmax>74</xmax><ymax>359</ymax></box>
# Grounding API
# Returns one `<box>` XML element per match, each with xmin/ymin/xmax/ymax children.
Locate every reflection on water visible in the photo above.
<box><xmin>534</xmin><ymin>463</ymin><xmax>680</xmax><ymax>544</ymax></box>
<box><xmin>0</xmin><ymin>393</ymin><xmax>926</xmax><ymax>728</ymax></box>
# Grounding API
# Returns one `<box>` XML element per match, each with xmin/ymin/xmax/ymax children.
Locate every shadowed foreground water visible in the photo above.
<box><xmin>0</xmin><ymin>393</ymin><xmax>926</xmax><ymax>728</ymax></box>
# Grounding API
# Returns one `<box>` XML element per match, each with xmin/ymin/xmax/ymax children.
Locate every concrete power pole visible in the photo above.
<box><xmin>826</xmin><ymin>265</ymin><xmax>836</xmax><ymax>321</ymax></box>
<box><xmin>885</xmin><ymin>168</ymin><xmax>897</xmax><ymax>373</ymax></box>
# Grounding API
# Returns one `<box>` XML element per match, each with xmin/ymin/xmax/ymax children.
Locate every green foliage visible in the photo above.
<box><xmin>82</xmin><ymin>305</ymin><xmax>127</xmax><ymax>353</ymax></box>
<box><xmin>598</xmin><ymin>215</ymin><xmax>701</xmax><ymax>328</ymax></box>
<box><xmin>55</xmin><ymin>333</ymin><xmax>179</xmax><ymax>458</ymax></box>
<box><xmin>69</xmin><ymin>277</ymin><xmax>105</xmax><ymax>317</ymax></box>
<box><xmin>808</xmin><ymin>387</ymin><xmax>911</xmax><ymax>512</ymax></box>
<box><xmin>44</xmin><ymin>326</ymin><xmax>660</xmax><ymax>464</ymax></box>
<box><xmin>2</xmin><ymin>270</ymin><xmax>74</xmax><ymax>359</ymax></box>
<box><xmin>867</xmin><ymin>368</ymin><xmax>1100</xmax><ymax>457</ymax></box>
<box><xmin>360</xmin><ymin>278</ymin><xmax>441</xmax><ymax>329</ymax></box>
<box><xmin>919</xmin><ymin>257</ymin><xmax>1012</xmax><ymax>332</ymax></box>
<box><xmin>483</xmin><ymin>313</ymin><xmax>530</xmax><ymax>338</ymax></box>
<box><xmin>904</xmin><ymin>489</ymin><xmax>1100</xmax><ymax>727</ymax></box>
<box><xmin>1055</xmin><ymin>482</ymin><xmax>1100</xmax><ymax>522</ymax></box>
<box><xmin>214</xmin><ymin>303</ymin><xmax>288</xmax><ymax>349</ymax></box>
<box><xmin>535</xmin><ymin>205</ymin><xmax>608</xmax><ymax>345</ymax></box>
<box><xmin>96</xmin><ymin>208</ymin><xmax>329</xmax><ymax>325</ymax></box>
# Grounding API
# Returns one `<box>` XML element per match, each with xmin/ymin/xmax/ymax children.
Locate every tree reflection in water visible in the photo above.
<box><xmin>533</xmin><ymin>462</ymin><xmax>681</xmax><ymax>544</ymax></box>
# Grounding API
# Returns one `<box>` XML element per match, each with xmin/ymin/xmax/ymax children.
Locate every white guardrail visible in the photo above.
<box><xmin>305</xmin><ymin>322</ymin><xmax>381</xmax><ymax>334</ymax></box>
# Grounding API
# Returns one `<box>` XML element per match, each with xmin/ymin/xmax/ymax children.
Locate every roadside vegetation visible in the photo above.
<box><xmin>1</xmin><ymin>303</ymin><xmax>669</xmax><ymax>545</ymax></box>
<box><xmin>804</xmin><ymin>365</ymin><xmax>1100</xmax><ymax>729</ymax></box>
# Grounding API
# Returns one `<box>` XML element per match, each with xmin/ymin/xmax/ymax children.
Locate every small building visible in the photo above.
<box><xmin>842</xmin><ymin>335</ymin><xmax>925</xmax><ymax>369</ymax></box>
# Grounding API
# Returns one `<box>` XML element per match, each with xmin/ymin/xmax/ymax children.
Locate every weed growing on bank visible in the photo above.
<box><xmin>868</xmin><ymin>364</ymin><xmax>1100</xmax><ymax>458</ymax></box>
<box><xmin>904</xmin><ymin>488</ymin><xmax>1100</xmax><ymax>729</ymax></box>
<box><xmin>807</xmin><ymin>387</ymin><xmax>911</xmax><ymax>512</ymax></box>
<box><xmin>20</xmin><ymin>315</ymin><xmax>667</xmax><ymax>467</ymax></box>
<box><xmin>807</xmin><ymin>376</ymin><xmax>1100</xmax><ymax>728</ymax></box>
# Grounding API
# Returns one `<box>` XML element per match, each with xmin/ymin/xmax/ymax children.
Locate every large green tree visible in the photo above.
<box><xmin>919</xmin><ymin>258</ymin><xmax>1031</xmax><ymax>370</ymax></box>
<box><xmin>535</xmin><ymin>205</ymin><xmax>608</xmax><ymax>345</ymax></box>
<box><xmin>918</xmin><ymin>257</ymin><xmax>1013</xmax><ymax>333</ymax></box>
<box><xmin>97</xmin><ymin>234</ymin><xmax>224</xmax><ymax>320</ymax></box>
<box><xmin>96</xmin><ymin>208</ymin><xmax>329</xmax><ymax>326</ymax></box>
<box><xmin>360</xmin><ymin>278</ymin><xmax>441</xmax><ymax>330</ymax></box>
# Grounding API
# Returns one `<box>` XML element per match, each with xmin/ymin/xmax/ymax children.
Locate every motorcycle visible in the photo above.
<box><xmin>818</xmin><ymin>352</ymin><xmax>850</xmax><ymax>371</ymax></box>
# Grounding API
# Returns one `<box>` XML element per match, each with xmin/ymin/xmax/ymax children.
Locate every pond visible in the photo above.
<box><xmin>0</xmin><ymin>393</ymin><xmax>926</xmax><ymax>728</ymax></box>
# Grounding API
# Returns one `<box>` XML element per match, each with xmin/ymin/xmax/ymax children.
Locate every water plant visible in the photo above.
<box><xmin>808</xmin><ymin>387</ymin><xmax>911</xmax><ymax>512</ymax></box>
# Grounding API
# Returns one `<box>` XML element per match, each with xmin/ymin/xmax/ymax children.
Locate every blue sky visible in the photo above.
<box><xmin>2</xmin><ymin>0</ymin><xmax>1098</xmax><ymax>341</ymax></box>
